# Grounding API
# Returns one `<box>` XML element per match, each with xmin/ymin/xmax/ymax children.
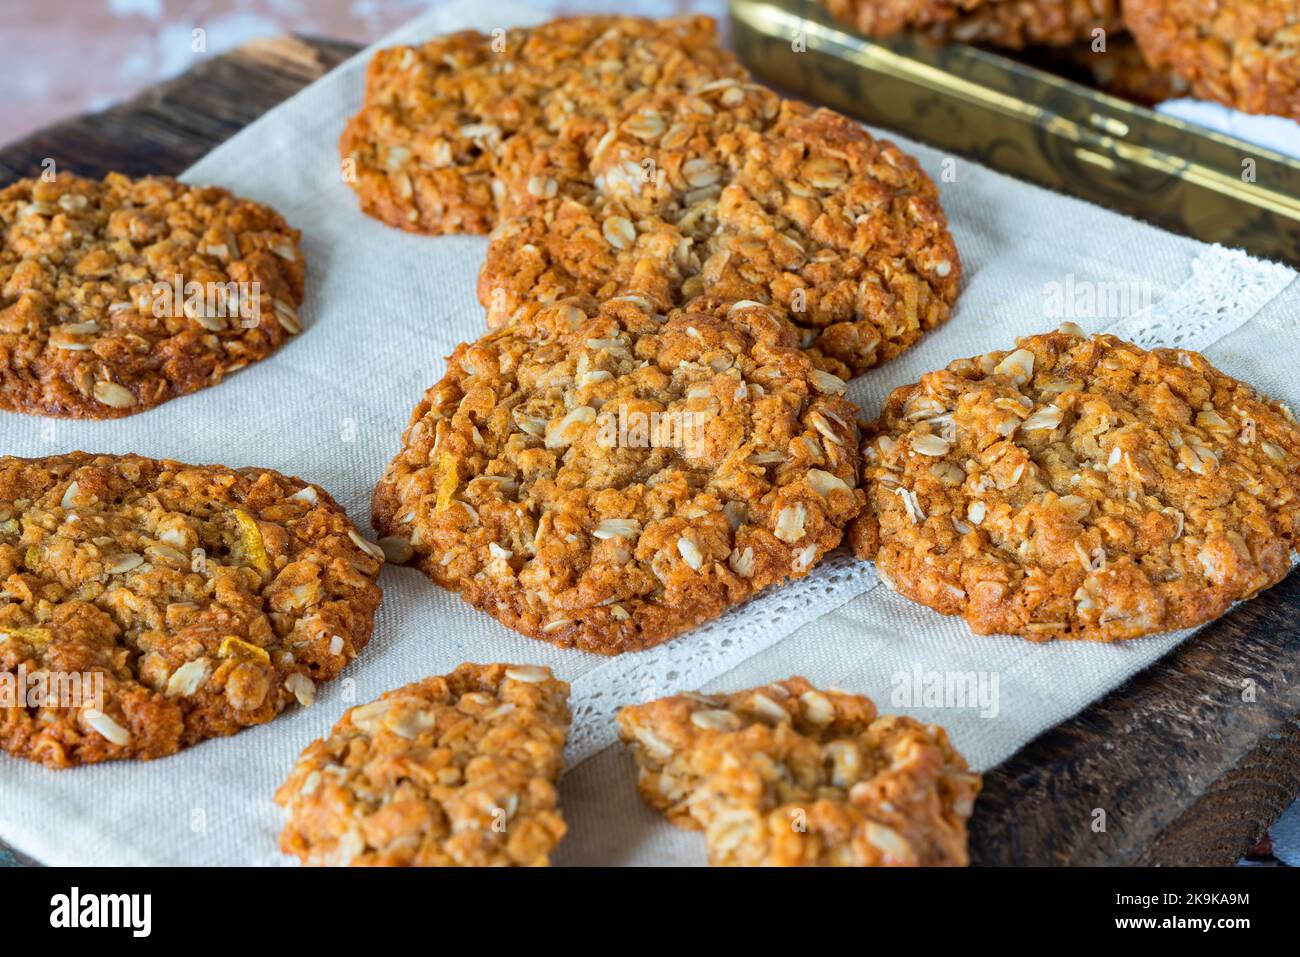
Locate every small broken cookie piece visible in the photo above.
<box><xmin>276</xmin><ymin>663</ymin><xmax>570</xmax><ymax>867</ymax></box>
<box><xmin>0</xmin><ymin>173</ymin><xmax>305</xmax><ymax>418</ymax></box>
<box><xmin>339</xmin><ymin>15</ymin><xmax>750</xmax><ymax>234</ymax></box>
<box><xmin>617</xmin><ymin>678</ymin><xmax>979</xmax><ymax>866</ymax></box>
<box><xmin>852</xmin><ymin>330</ymin><xmax>1300</xmax><ymax>641</ymax></box>
<box><xmin>0</xmin><ymin>453</ymin><xmax>382</xmax><ymax>768</ymax></box>
<box><xmin>1124</xmin><ymin>0</ymin><xmax>1300</xmax><ymax>120</ymax></box>
<box><xmin>372</xmin><ymin>296</ymin><xmax>865</xmax><ymax>654</ymax></box>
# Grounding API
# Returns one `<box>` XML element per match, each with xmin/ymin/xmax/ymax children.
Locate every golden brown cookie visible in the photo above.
<box><xmin>1123</xmin><ymin>0</ymin><xmax>1300</xmax><ymax>119</ymax></box>
<box><xmin>345</xmin><ymin>15</ymin><xmax>962</xmax><ymax>379</ymax></box>
<box><xmin>0</xmin><ymin>453</ymin><xmax>383</xmax><ymax>768</ymax></box>
<box><xmin>276</xmin><ymin>663</ymin><xmax>570</xmax><ymax>867</ymax></box>
<box><xmin>479</xmin><ymin>100</ymin><xmax>961</xmax><ymax>379</ymax></box>
<box><xmin>851</xmin><ymin>330</ymin><xmax>1300</xmax><ymax>641</ymax></box>
<box><xmin>372</xmin><ymin>296</ymin><xmax>865</xmax><ymax>655</ymax></box>
<box><xmin>617</xmin><ymin>677</ymin><xmax>980</xmax><ymax>866</ymax></box>
<box><xmin>0</xmin><ymin>173</ymin><xmax>304</xmax><ymax>419</ymax></box>
<box><xmin>339</xmin><ymin>15</ymin><xmax>752</xmax><ymax>235</ymax></box>
<box><xmin>820</xmin><ymin>0</ymin><xmax>1122</xmax><ymax>48</ymax></box>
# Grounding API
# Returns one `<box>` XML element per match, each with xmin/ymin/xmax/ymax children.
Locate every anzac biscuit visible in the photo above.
<box><xmin>276</xmin><ymin>663</ymin><xmax>569</xmax><ymax>867</ymax></box>
<box><xmin>479</xmin><ymin>100</ymin><xmax>961</xmax><ymax>379</ymax></box>
<box><xmin>0</xmin><ymin>453</ymin><xmax>382</xmax><ymax>768</ymax></box>
<box><xmin>820</xmin><ymin>0</ymin><xmax>1122</xmax><ymax>48</ymax></box>
<box><xmin>345</xmin><ymin>15</ymin><xmax>961</xmax><ymax>378</ymax></box>
<box><xmin>850</xmin><ymin>330</ymin><xmax>1300</xmax><ymax>641</ymax></box>
<box><xmin>371</xmin><ymin>296</ymin><xmax>865</xmax><ymax>655</ymax></box>
<box><xmin>339</xmin><ymin>15</ymin><xmax>753</xmax><ymax>235</ymax></box>
<box><xmin>0</xmin><ymin>173</ymin><xmax>304</xmax><ymax>419</ymax></box>
<box><xmin>617</xmin><ymin>677</ymin><xmax>980</xmax><ymax>866</ymax></box>
<box><xmin>1123</xmin><ymin>0</ymin><xmax>1300</xmax><ymax>119</ymax></box>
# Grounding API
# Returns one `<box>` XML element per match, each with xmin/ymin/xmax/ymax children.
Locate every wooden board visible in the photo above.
<box><xmin>2</xmin><ymin>34</ymin><xmax>1297</xmax><ymax>868</ymax></box>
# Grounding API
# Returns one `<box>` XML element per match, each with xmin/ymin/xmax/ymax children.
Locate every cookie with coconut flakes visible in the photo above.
<box><xmin>0</xmin><ymin>173</ymin><xmax>304</xmax><ymax>419</ymax></box>
<box><xmin>850</xmin><ymin>329</ymin><xmax>1300</xmax><ymax>641</ymax></box>
<box><xmin>479</xmin><ymin>100</ymin><xmax>961</xmax><ymax>379</ymax></box>
<box><xmin>617</xmin><ymin>677</ymin><xmax>980</xmax><ymax>866</ymax></box>
<box><xmin>276</xmin><ymin>663</ymin><xmax>569</xmax><ymax>867</ymax></box>
<box><xmin>0</xmin><ymin>453</ymin><xmax>382</xmax><ymax>768</ymax></box>
<box><xmin>371</xmin><ymin>296</ymin><xmax>865</xmax><ymax>655</ymax></box>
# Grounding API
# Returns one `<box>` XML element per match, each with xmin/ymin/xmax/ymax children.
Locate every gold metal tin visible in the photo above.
<box><xmin>730</xmin><ymin>0</ymin><xmax>1300</xmax><ymax>266</ymax></box>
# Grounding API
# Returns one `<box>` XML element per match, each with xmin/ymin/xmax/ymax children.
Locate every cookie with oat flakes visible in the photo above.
<box><xmin>0</xmin><ymin>173</ymin><xmax>304</xmax><ymax>419</ymax></box>
<box><xmin>371</xmin><ymin>296</ymin><xmax>865</xmax><ymax>655</ymax></box>
<box><xmin>617</xmin><ymin>677</ymin><xmax>980</xmax><ymax>866</ymax></box>
<box><xmin>1123</xmin><ymin>0</ymin><xmax>1300</xmax><ymax>119</ymax></box>
<box><xmin>339</xmin><ymin>15</ymin><xmax>756</xmax><ymax>235</ymax></box>
<box><xmin>0</xmin><ymin>453</ymin><xmax>382</xmax><ymax>768</ymax></box>
<box><xmin>276</xmin><ymin>663</ymin><xmax>569</xmax><ymax>867</ymax></box>
<box><xmin>480</xmin><ymin>100</ymin><xmax>961</xmax><ymax>379</ymax></box>
<box><xmin>850</xmin><ymin>329</ymin><xmax>1300</xmax><ymax>641</ymax></box>
<box><xmin>819</xmin><ymin>0</ymin><xmax>1122</xmax><ymax>49</ymax></box>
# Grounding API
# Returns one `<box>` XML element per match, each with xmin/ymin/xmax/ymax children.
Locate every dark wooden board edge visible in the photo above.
<box><xmin>0</xmin><ymin>35</ymin><xmax>356</xmax><ymax>185</ymax></box>
<box><xmin>1</xmin><ymin>33</ymin><xmax>1298</xmax><ymax>868</ymax></box>
<box><xmin>970</xmin><ymin>573</ymin><xmax>1300</xmax><ymax>866</ymax></box>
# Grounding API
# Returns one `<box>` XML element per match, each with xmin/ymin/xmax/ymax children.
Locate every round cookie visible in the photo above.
<box><xmin>1123</xmin><ymin>0</ymin><xmax>1300</xmax><ymax>119</ymax></box>
<box><xmin>0</xmin><ymin>173</ymin><xmax>304</xmax><ymax>419</ymax></box>
<box><xmin>339</xmin><ymin>15</ymin><xmax>754</xmax><ymax>235</ymax></box>
<box><xmin>819</xmin><ymin>0</ymin><xmax>1122</xmax><ymax>48</ymax></box>
<box><xmin>851</xmin><ymin>330</ymin><xmax>1300</xmax><ymax>641</ymax></box>
<box><xmin>0</xmin><ymin>453</ymin><xmax>383</xmax><ymax>767</ymax></box>
<box><xmin>372</xmin><ymin>296</ymin><xmax>865</xmax><ymax>655</ymax></box>
<box><xmin>479</xmin><ymin>100</ymin><xmax>961</xmax><ymax>379</ymax></box>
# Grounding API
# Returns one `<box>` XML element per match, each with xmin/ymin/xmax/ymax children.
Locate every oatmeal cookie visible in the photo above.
<box><xmin>346</xmin><ymin>15</ymin><xmax>961</xmax><ymax>378</ymax></box>
<box><xmin>372</xmin><ymin>296</ymin><xmax>865</xmax><ymax>655</ymax></box>
<box><xmin>0</xmin><ymin>453</ymin><xmax>382</xmax><ymax>768</ymax></box>
<box><xmin>339</xmin><ymin>15</ymin><xmax>753</xmax><ymax>235</ymax></box>
<box><xmin>820</xmin><ymin>0</ymin><xmax>1122</xmax><ymax>48</ymax></box>
<box><xmin>0</xmin><ymin>173</ymin><xmax>304</xmax><ymax>419</ymax></box>
<box><xmin>276</xmin><ymin>663</ymin><xmax>569</xmax><ymax>867</ymax></box>
<box><xmin>1123</xmin><ymin>0</ymin><xmax>1300</xmax><ymax>119</ymax></box>
<box><xmin>850</xmin><ymin>329</ymin><xmax>1300</xmax><ymax>641</ymax></box>
<box><xmin>617</xmin><ymin>677</ymin><xmax>980</xmax><ymax>866</ymax></box>
<box><xmin>480</xmin><ymin>100</ymin><xmax>961</xmax><ymax>379</ymax></box>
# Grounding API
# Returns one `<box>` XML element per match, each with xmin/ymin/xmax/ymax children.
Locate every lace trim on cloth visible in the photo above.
<box><xmin>1105</xmin><ymin>246</ymin><xmax>1295</xmax><ymax>352</ymax></box>
<box><xmin>565</xmin><ymin>554</ymin><xmax>879</xmax><ymax>764</ymax></box>
<box><xmin>564</xmin><ymin>244</ymin><xmax>1295</xmax><ymax>771</ymax></box>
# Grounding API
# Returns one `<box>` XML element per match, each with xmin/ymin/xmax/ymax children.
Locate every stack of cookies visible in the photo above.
<box><xmin>356</xmin><ymin>15</ymin><xmax>961</xmax><ymax>654</ymax></box>
<box><xmin>2</xmin><ymin>13</ymin><xmax>1299</xmax><ymax>869</ymax></box>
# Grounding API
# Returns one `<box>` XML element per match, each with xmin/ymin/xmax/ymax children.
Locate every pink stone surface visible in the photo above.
<box><xmin>0</xmin><ymin>0</ymin><xmax>722</xmax><ymax>147</ymax></box>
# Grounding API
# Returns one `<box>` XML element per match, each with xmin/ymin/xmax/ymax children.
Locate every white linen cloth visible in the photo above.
<box><xmin>0</xmin><ymin>0</ymin><xmax>1295</xmax><ymax>866</ymax></box>
<box><xmin>1158</xmin><ymin>99</ymin><xmax>1300</xmax><ymax>160</ymax></box>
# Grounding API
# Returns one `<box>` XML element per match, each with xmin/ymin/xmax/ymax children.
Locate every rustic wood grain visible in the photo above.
<box><xmin>0</xmin><ymin>35</ymin><xmax>355</xmax><ymax>185</ymax></box>
<box><xmin>969</xmin><ymin>573</ymin><xmax>1300</xmax><ymax>866</ymax></box>
<box><xmin>1</xmin><ymin>33</ymin><xmax>1297</xmax><ymax>868</ymax></box>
